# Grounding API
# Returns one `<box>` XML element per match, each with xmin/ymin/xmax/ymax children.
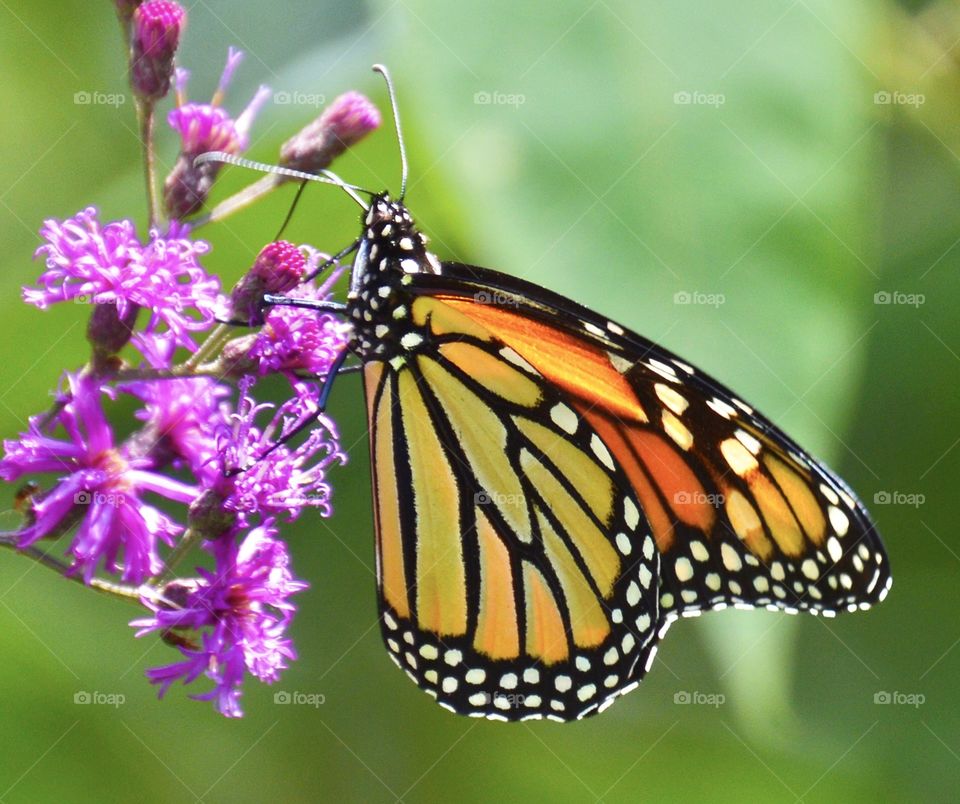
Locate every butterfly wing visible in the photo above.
<box><xmin>360</xmin><ymin>250</ymin><xmax>890</xmax><ymax>722</ymax></box>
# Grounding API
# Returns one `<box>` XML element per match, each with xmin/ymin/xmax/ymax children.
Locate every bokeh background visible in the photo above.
<box><xmin>0</xmin><ymin>0</ymin><xmax>958</xmax><ymax>801</ymax></box>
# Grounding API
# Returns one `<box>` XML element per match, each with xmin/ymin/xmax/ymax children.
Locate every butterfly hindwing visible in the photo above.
<box><xmin>363</xmin><ymin>310</ymin><xmax>663</xmax><ymax>721</ymax></box>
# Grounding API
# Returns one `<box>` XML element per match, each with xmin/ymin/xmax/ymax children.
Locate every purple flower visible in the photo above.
<box><xmin>212</xmin><ymin>377</ymin><xmax>345</xmax><ymax>520</ymax></box>
<box><xmin>229</xmin><ymin>240</ymin><xmax>308</xmax><ymax>326</ymax></box>
<box><xmin>132</xmin><ymin>520</ymin><xmax>307</xmax><ymax>717</ymax></box>
<box><xmin>280</xmin><ymin>91</ymin><xmax>381</xmax><ymax>175</ymax></box>
<box><xmin>164</xmin><ymin>49</ymin><xmax>271</xmax><ymax>219</ymax></box>
<box><xmin>123</xmin><ymin>333</ymin><xmax>227</xmax><ymax>483</ymax></box>
<box><xmin>168</xmin><ymin>49</ymin><xmax>270</xmax><ymax>156</ymax></box>
<box><xmin>0</xmin><ymin>373</ymin><xmax>198</xmax><ymax>583</ymax></box>
<box><xmin>27</xmin><ymin>208</ymin><xmax>222</xmax><ymax>351</ymax></box>
<box><xmin>131</xmin><ymin>0</ymin><xmax>186</xmax><ymax>100</ymax></box>
<box><xmin>244</xmin><ymin>254</ymin><xmax>351</xmax><ymax>376</ymax></box>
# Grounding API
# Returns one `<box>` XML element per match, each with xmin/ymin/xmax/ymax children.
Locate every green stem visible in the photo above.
<box><xmin>138</xmin><ymin>99</ymin><xmax>161</xmax><ymax>228</ymax></box>
<box><xmin>183</xmin><ymin>323</ymin><xmax>233</xmax><ymax>372</ymax></box>
<box><xmin>0</xmin><ymin>538</ymin><xmax>156</xmax><ymax>606</ymax></box>
<box><xmin>110</xmin><ymin>364</ymin><xmax>228</xmax><ymax>382</ymax></box>
<box><xmin>151</xmin><ymin>527</ymin><xmax>200</xmax><ymax>585</ymax></box>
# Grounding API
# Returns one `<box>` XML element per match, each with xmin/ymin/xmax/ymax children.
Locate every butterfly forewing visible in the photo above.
<box><xmin>409</xmin><ymin>263</ymin><xmax>892</xmax><ymax>621</ymax></box>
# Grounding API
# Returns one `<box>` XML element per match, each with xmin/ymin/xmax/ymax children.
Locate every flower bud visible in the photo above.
<box><xmin>162</xmin><ymin>50</ymin><xmax>270</xmax><ymax>219</ymax></box>
<box><xmin>280</xmin><ymin>91</ymin><xmax>381</xmax><ymax>175</ymax></box>
<box><xmin>130</xmin><ymin>1</ymin><xmax>186</xmax><ymax>101</ymax></box>
<box><xmin>229</xmin><ymin>241</ymin><xmax>306</xmax><ymax>326</ymax></box>
<box><xmin>163</xmin><ymin>153</ymin><xmax>218</xmax><ymax>221</ymax></box>
<box><xmin>87</xmin><ymin>300</ymin><xmax>140</xmax><ymax>359</ymax></box>
<box><xmin>187</xmin><ymin>488</ymin><xmax>237</xmax><ymax>540</ymax></box>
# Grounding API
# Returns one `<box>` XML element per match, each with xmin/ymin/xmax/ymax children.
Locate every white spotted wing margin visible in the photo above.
<box><xmin>406</xmin><ymin>262</ymin><xmax>892</xmax><ymax>622</ymax></box>
<box><xmin>363</xmin><ymin>336</ymin><xmax>664</xmax><ymax>722</ymax></box>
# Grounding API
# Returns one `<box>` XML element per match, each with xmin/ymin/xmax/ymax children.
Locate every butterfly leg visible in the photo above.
<box><xmin>225</xmin><ymin>345</ymin><xmax>352</xmax><ymax>477</ymax></box>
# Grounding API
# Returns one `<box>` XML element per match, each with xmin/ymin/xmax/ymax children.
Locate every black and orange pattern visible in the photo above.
<box><xmin>344</xmin><ymin>195</ymin><xmax>891</xmax><ymax>721</ymax></box>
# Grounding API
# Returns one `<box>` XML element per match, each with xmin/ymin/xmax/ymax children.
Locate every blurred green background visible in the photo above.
<box><xmin>0</xmin><ymin>0</ymin><xmax>957</xmax><ymax>801</ymax></box>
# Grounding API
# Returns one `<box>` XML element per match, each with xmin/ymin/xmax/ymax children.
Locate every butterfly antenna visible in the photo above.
<box><xmin>372</xmin><ymin>64</ymin><xmax>408</xmax><ymax>200</ymax></box>
<box><xmin>194</xmin><ymin>151</ymin><xmax>371</xmax><ymax>210</ymax></box>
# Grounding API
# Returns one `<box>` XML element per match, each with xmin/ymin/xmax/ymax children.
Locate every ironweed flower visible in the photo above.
<box><xmin>132</xmin><ymin>520</ymin><xmax>307</xmax><ymax>717</ymax></box>
<box><xmin>280</xmin><ymin>91</ymin><xmax>381</xmax><ymax>175</ymax></box>
<box><xmin>28</xmin><ymin>208</ymin><xmax>222</xmax><ymax>352</ymax></box>
<box><xmin>0</xmin><ymin>17</ymin><xmax>381</xmax><ymax>717</ymax></box>
<box><xmin>212</xmin><ymin>377</ymin><xmax>345</xmax><ymax>520</ymax></box>
<box><xmin>164</xmin><ymin>49</ymin><xmax>271</xmax><ymax>218</ymax></box>
<box><xmin>130</xmin><ymin>0</ymin><xmax>186</xmax><ymax>100</ymax></box>
<box><xmin>0</xmin><ymin>374</ymin><xmax>195</xmax><ymax>583</ymax></box>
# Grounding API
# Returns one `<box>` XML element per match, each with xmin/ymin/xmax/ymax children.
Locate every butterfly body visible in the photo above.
<box><xmin>336</xmin><ymin>193</ymin><xmax>891</xmax><ymax>722</ymax></box>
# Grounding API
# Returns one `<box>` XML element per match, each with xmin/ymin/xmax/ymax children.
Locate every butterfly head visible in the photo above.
<box><xmin>346</xmin><ymin>194</ymin><xmax>442</xmax><ymax>358</ymax></box>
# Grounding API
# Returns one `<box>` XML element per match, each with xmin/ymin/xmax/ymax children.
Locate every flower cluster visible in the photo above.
<box><xmin>0</xmin><ymin>4</ymin><xmax>380</xmax><ymax>717</ymax></box>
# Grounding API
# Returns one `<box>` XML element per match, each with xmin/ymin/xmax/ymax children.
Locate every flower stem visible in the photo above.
<box><xmin>0</xmin><ymin>536</ymin><xmax>156</xmax><ymax>606</ymax></box>
<box><xmin>110</xmin><ymin>365</ymin><xmax>227</xmax><ymax>382</ymax></box>
<box><xmin>138</xmin><ymin>99</ymin><xmax>161</xmax><ymax>228</ymax></box>
<box><xmin>183</xmin><ymin>323</ymin><xmax>233</xmax><ymax>372</ymax></box>
<box><xmin>152</xmin><ymin>527</ymin><xmax>200</xmax><ymax>585</ymax></box>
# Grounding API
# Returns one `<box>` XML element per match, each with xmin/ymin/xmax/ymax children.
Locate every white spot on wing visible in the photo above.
<box><xmin>550</xmin><ymin>404</ymin><xmax>578</xmax><ymax>435</ymax></box>
<box><xmin>707</xmin><ymin>398</ymin><xmax>737</xmax><ymax>419</ymax></box>
<box><xmin>591</xmin><ymin>435</ymin><xmax>615</xmax><ymax>470</ymax></box>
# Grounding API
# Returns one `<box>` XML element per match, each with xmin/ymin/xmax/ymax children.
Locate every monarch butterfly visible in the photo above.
<box><xmin>254</xmin><ymin>67</ymin><xmax>892</xmax><ymax>722</ymax></box>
